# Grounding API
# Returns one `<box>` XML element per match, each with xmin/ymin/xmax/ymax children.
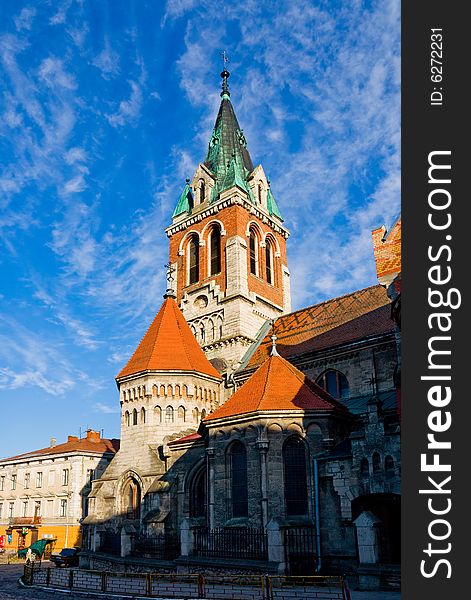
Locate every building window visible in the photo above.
<box><xmin>59</xmin><ymin>499</ymin><xmax>67</xmax><ymax>517</ymax></box>
<box><xmin>230</xmin><ymin>441</ymin><xmax>248</xmax><ymax>517</ymax></box>
<box><xmin>178</xmin><ymin>406</ymin><xmax>186</xmax><ymax>422</ymax></box>
<box><xmin>125</xmin><ymin>411</ymin><xmax>130</xmax><ymax>426</ymax></box>
<box><xmin>360</xmin><ymin>457</ymin><xmax>369</xmax><ymax>476</ymax></box>
<box><xmin>372</xmin><ymin>452</ymin><xmax>381</xmax><ymax>473</ymax></box>
<box><xmin>8</xmin><ymin>502</ymin><xmax>14</xmax><ymax>518</ymax></box>
<box><xmin>283</xmin><ymin>437</ymin><xmax>308</xmax><ymax>516</ymax></box>
<box><xmin>24</xmin><ymin>473</ymin><xmax>30</xmax><ymax>489</ymax></box>
<box><xmin>265</xmin><ymin>242</ymin><xmax>273</xmax><ymax>284</ymax></box>
<box><xmin>22</xmin><ymin>501</ymin><xmax>28</xmax><ymax>517</ymax></box>
<box><xmin>199</xmin><ymin>179</ymin><xmax>206</xmax><ymax>204</ymax></box>
<box><xmin>0</xmin><ymin>476</ymin><xmax>4</xmax><ymax>491</ymax></box>
<box><xmin>0</xmin><ymin>503</ymin><xmax>2</xmax><ymax>518</ymax></box>
<box><xmin>385</xmin><ymin>455</ymin><xmax>395</xmax><ymax>473</ymax></box>
<box><xmin>209</xmin><ymin>226</ymin><xmax>221</xmax><ymax>275</ymax></box>
<box><xmin>62</xmin><ymin>469</ymin><xmax>69</xmax><ymax>486</ymax></box>
<box><xmin>124</xmin><ymin>478</ymin><xmax>140</xmax><ymax>519</ymax></box>
<box><xmin>249</xmin><ymin>230</ymin><xmax>258</xmax><ymax>275</ymax></box>
<box><xmin>165</xmin><ymin>406</ymin><xmax>174</xmax><ymax>423</ymax></box>
<box><xmin>36</xmin><ymin>472</ymin><xmax>43</xmax><ymax>488</ymax></box>
<box><xmin>133</xmin><ymin>409</ymin><xmax>138</xmax><ymax>425</ymax></box>
<box><xmin>34</xmin><ymin>501</ymin><xmax>41</xmax><ymax>517</ymax></box>
<box><xmin>188</xmin><ymin>236</ymin><xmax>199</xmax><ymax>284</ymax></box>
<box><xmin>140</xmin><ymin>407</ymin><xmax>146</xmax><ymax>423</ymax></box>
<box><xmin>154</xmin><ymin>406</ymin><xmax>162</xmax><ymax>423</ymax></box>
<box><xmin>316</xmin><ymin>369</ymin><xmax>349</xmax><ymax>400</ymax></box>
<box><xmin>11</xmin><ymin>474</ymin><xmax>17</xmax><ymax>490</ymax></box>
<box><xmin>86</xmin><ymin>469</ymin><xmax>94</xmax><ymax>484</ymax></box>
<box><xmin>190</xmin><ymin>467</ymin><xmax>207</xmax><ymax>518</ymax></box>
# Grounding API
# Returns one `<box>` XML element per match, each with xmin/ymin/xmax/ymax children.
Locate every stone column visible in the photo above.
<box><xmin>180</xmin><ymin>518</ymin><xmax>193</xmax><ymax>557</ymax></box>
<box><xmin>267</xmin><ymin>519</ymin><xmax>286</xmax><ymax>574</ymax></box>
<box><xmin>121</xmin><ymin>528</ymin><xmax>132</xmax><ymax>558</ymax></box>
<box><xmin>206</xmin><ymin>447</ymin><xmax>216</xmax><ymax>529</ymax></box>
<box><xmin>353</xmin><ymin>511</ymin><xmax>381</xmax><ymax>564</ymax></box>
<box><xmin>257</xmin><ymin>441</ymin><xmax>269</xmax><ymax>528</ymax></box>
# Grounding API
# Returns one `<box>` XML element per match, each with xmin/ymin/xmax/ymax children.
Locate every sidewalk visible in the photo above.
<box><xmin>350</xmin><ymin>591</ymin><xmax>401</xmax><ymax>600</ymax></box>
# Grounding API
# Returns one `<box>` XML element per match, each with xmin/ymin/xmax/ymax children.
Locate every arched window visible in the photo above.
<box><xmin>230</xmin><ymin>442</ymin><xmax>248</xmax><ymax>517</ymax></box>
<box><xmin>283</xmin><ymin>437</ymin><xmax>308</xmax><ymax>516</ymax></box>
<box><xmin>372</xmin><ymin>452</ymin><xmax>381</xmax><ymax>473</ymax></box>
<box><xmin>124</xmin><ymin>478</ymin><xmax>140</xmax><ymax>519</ymax></box>
<box><xmin>178</xmin><ymin>406</ymin><xmax>186</xmax><ymax>422</ymax></box>
<box><xmin>190</xmin><ymin>467</ymin><xmax>207</xmax><ymax>518</ymax></box>
<box><xmin>249</xmin><ymin>230</ymin><xmax>258</xmax><ymax>275</ymax></box>
<box><xmin>200</xmin><ymin>325</ymin><xmax>205</xmax><ymax>344</ymax></box>
<box><xmin>140</xmin><ymin>408</ymin><xmax>146</xmax><ymax>423</ymax></box>
<box><xmin>188</xmin><ymin>235</ymin><xmax>199</xmax><ymax>284</ymax></box>
<box><xmin>193</xmin><ymin>407</ymin><xmax>200</xmax><ymax>421</ymax></box>
<box><xmin>199</xmin><ymin>179</ymin><xmax>206</xmax><ymax>204</ymax></box>
<box><xmin>125</xmin><ymin>411</ymin><xmax>130</xmax><ymax>427</ymax></box>
<box><xmin>385</xmin><ymin>455</ymin><xmax>395</xmax><ymax>472</ymax></box>
<box><xmin>132</xmin><ymin>409</ymin><xmax>138</xmax><ymax>426</ymax></box>
<box><xmin>209</xmin><ymin>226</ymin><xmax>221</xmax><ymax>275</ymax></box>
<box><xmin>165</xmin><ymin>406</ymin><xmax>174</xmax><ymax>423</ymax></box>
<box><xmin>360</xmin><ymin>457</ymin><xmax>369</xmax><ymax>476</ymax></box>
<box><xmin>265</xmin><ymin>241</ymin><xmax>274</xmax><ymax>284</ymax></box>
<box><xmin>201</xmin><ymin>408</ymin><xmax>206</xmax><ymax>420</ymax></box>
<box><xmin>209</xmin><ymin>319</ymin><xmax>215</xmax><ymax>342</ymax></box>
<box><xmin>316</xmin><ymin>370</ymin><xmax>349</xmax><ymax>400</ymax></box>
<box><xmin>154</xmin><ymin>406</ymin><xmax>162</xmax><ymax>423</ymax></box>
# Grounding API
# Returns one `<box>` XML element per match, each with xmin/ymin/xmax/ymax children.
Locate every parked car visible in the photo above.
<box><xmin>50</xmin><ymin>547</ymin><xmax>80</xmax><ymax>567</ymax></box>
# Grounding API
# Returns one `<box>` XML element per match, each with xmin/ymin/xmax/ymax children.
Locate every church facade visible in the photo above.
<box><xmin>81</xmin><ymin>70</ymin><xmax>401</xmax><ymax>590</ymax></box>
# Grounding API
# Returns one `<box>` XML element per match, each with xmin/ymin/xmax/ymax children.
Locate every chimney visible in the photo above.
<box><xmin>68</xmin><ymin>435</ymin><xmax>79</xmax><ymax>443</ymax></box>
<box><xmin>86</xmin><ymin>429</ymin><xmax>100</xmax><ymax>443</ymax></box>
<box><xmin>50</xmin><ymin>438</ymin><xmax>57</xmax><ymax>448</ymax></box>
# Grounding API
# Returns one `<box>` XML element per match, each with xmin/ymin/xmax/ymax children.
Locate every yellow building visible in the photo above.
<box><xmin>0</xmin><ymin>430</ymin><xmax>119</xmax><ymax>555</ymax></box>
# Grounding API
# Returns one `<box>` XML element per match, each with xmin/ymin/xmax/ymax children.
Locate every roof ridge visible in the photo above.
<box><xmin>276</xmin><ymin>285</ymin><xmax>381</xmax><ymax>321</ymax></box>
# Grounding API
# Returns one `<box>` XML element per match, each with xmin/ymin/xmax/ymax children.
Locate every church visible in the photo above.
<box><xmin>81</xmin><ymin>68</ymin><xmax>401</xmax><ymax>590</ymax></box>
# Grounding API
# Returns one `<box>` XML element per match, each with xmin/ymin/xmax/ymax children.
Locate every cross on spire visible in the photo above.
<box><xmin>270</xmin><ymin>319</ymin><xmax>279</xmax><ymax>357</ymax></box>
<box><xmin>220</xmin><ymin>50</ymin><xmax>230</xmax><ymax>97</ymax></box>
<box><xmin>164</xmin><ymin>262</ymin><xmax>176</xmax><ymax>298</ymax></box>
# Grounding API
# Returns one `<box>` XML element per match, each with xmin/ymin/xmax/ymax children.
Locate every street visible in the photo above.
<box><xmin>0</xmin><ymin>563</ymin><xmax>401</xmax><ymax>600</ymax></box>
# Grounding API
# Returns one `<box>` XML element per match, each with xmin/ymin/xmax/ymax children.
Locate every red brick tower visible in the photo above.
<box><xmin>165</xmin><ymin>69</ymin><xmax>291</xmax><ymax>374</ymax></box>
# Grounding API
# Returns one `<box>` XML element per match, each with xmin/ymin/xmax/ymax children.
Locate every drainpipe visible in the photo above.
<box><xmin>313</xmin><ymin>458</ymin><xmax>322</xmax><ymax>572</ymax></box>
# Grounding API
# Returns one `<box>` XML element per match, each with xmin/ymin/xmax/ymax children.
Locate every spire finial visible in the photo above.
<box><xmin>220</xmin><ymin>50</ymin><xmax>230</xmax><ymax>97</ymax></box>
<box><xmin>270</xmin><ymin>319</ymin><xmax>279</xmax><ymax>357</ymax></box>
<box><xmin>163</xmin><ymin>262</ymin><xmax>176</xmax><ymax>298</ymax></box>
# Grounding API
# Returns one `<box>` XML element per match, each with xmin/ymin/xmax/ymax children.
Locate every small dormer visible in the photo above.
<box><xmin>191</xmin><ymin>164</ymin><xmax>216</xmax><ymax>210</ymax></box>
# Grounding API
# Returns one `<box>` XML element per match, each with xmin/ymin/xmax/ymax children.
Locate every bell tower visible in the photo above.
<box><xmin>165</xmin><ymin>68</ymin><xmax>291</xmax><ymax>374</ymax></box>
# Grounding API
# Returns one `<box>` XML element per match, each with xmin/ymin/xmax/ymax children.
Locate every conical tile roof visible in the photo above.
<box><xmin>117</xmin><ymin>296</ymin><xmax>221</xmax><ymax>380</ymax></box>
<box><xmin>204</xmin><ymin>354</ymin><xmax>348</xmax><ymax>421</ymax></box>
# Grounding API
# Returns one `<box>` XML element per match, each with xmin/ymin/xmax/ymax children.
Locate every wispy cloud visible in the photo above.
<box><xmin>14</xmin><ymin>7</ymin><xmax>36</xmax><ymax>31</ymax></box>
<box><xmin>106</xmin><ymin>80</ymin><xmax>143</xmax><ymax>128</ymax></box>
<box><xmin>93</xmin><ymin>402</ymin><xmax>120</xmax><ymax>414</ymax></box>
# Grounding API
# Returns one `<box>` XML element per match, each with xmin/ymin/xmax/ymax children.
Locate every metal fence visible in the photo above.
<box><xmin>24</xmin><ymin>564</ymin><xmax>348</xmax><ymax>600</ymax></box>
<box><xmin>283</xmin><ymin>527</ymin><xmax>317</xmax><ymax>575</ymax></box>
<box><xmin>192</xmin><ymin>527</ymin><xmax>268</xmax><ymax>561</ymax></box>
<box><xmin>131</xmin><ymin>533</ymin><xmax>181</xmax><ymax>560</ymax></box>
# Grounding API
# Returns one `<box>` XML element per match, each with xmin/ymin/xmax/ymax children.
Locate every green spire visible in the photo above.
<box><xmin>266</xmin><ymin>186</ymin><xmax>283</xmax><ymax>221</ymax></box>
<box><xmin>204</xmin><ymin>69</ymin><xmax>254</xmax><ymax>200</ymax></box>
<box><xmin>172</xmin><ymin>179</ymin><xmax>194</xmax><ymax>218</ymax></box>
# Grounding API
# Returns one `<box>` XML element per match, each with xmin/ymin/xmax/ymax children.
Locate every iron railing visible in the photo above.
<box><xmin>192</xmin><ymin>527</ymin><xmax>268</xmax><ymax>561</ymax></box>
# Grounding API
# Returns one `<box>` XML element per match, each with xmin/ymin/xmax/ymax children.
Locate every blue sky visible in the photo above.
<box><xmin>0</xmin><ymin>0</ymin><xmax>400</xmax><ymax>458</ymax></box>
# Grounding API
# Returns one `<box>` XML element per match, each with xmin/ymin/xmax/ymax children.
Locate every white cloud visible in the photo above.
<box><xmin>92</xmin><ymin>40</ymin><xmax>120</xmax><ymax>79</ymax></box>
<box><xmin>106</xmin><ymin>80</ymin><xmax>143</xmax><ymax>128</ymax></box>
<box><xmin>14</xmin><ymin>7</ymin><xmax>36</xmax><ymax>31</ymax></box>
<box><xmin>93</xmin><ymin>402</ymin><xmax>120</xmax><ymax>414</ymax></box>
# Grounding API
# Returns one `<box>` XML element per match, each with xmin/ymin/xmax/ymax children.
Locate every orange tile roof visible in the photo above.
<box><xmin>245</xmin><ymin>285</ymin><xmax>393</xmax><ymax>370</ymax></box>
<box><xmin>205</xmin><ymin>354</ymin><xmax>349</xmax><ymax>422</ymax></box>
<box><xmin>2</xmin><ymin>436</ymin><xmax>119</xmax><ymax>463</ymax></box>
<box><xmin>117</xmin><ymin>296</ymin><xmax>221</xmax><ymax>380</ymax></box>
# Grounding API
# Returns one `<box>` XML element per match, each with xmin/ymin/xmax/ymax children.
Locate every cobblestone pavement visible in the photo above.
<box><xmin>0</xmin><ymin>563</ymin><xmax>401</xmax><ymax>600</ymax></box>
